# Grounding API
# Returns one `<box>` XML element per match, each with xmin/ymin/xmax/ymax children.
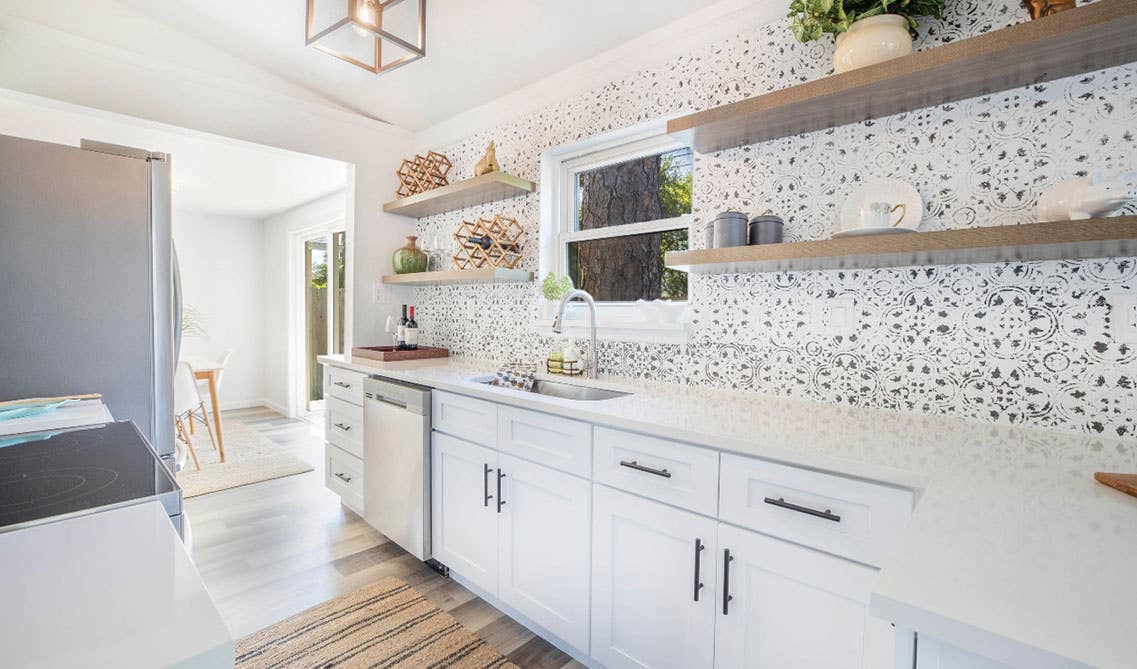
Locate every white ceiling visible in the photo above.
<box><xmin>0</xmin><ymin>91</ymin><xmax>347</xmax><ymax>219</ymax></box>
<box><xmin>109</xmin><ymin>0</ymin><xmax>725</xmax><ymax>131</ymax></box>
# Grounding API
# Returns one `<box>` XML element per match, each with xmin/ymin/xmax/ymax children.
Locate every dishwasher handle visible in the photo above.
<box><xmin>366</xmin><ymin>392</ymin><xmax>407</xmax><ymax>409</ymax></box>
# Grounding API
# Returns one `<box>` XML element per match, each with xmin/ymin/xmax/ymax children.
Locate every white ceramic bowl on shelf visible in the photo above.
<box><xmin>834</xmin><ymin>15</ymin><xmax>913</xmax><ymax>74</ymax></box>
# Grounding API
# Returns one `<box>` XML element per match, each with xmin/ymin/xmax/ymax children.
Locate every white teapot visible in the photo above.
<box><xmin>1037</xmin><ymin>170</ymin><xmax>1134</xmax><ymax>222</ymax></box>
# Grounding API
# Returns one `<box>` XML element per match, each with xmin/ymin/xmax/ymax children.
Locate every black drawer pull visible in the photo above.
<box><xmin>334</xmin><ymin>472</ymin><xmax>352</xmax><ymax>484</ymax></box>
<box><xmin>334</xmin><ymin>422</ymin><xmax>352</xmax><ymax>431</ymax></box>
<box><xmin>722</xmin><ymin>549</ymin><xmax>734</xmax><ymax>615</ymax></box>
<box><xmin>483</xmin><ymin>464</ymin><xmax>493</xmax><ymax>507</ymax></box>
<box><xmin>693</xmin><ymin>538</ymin><xmax>705</xmax><ymax>602</ymax></box>
<box><xmin>764</xmin><ymin>496</ymin><xmax>841</xmax><ymax>523</ymax></box>
<box><xmin>619</xmin><ymin>460</ymin><xmax>672</xmax><ymax>478</ymax></box>
<box><xmin>496</xmin><ymin>469</ymin><xmax>506</xmax><ymax>513</ymax></box>
<box><xmin>333</xmin><ymin>381</ymin><xmax>352</xmax><ymax>388</ymax></box>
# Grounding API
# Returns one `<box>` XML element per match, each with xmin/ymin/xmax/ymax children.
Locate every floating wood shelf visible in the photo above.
<box><xmin>382</xmin><ymin>172</ymin><xmax>536</xmax><ymax>218</ymax></box>
<box><xmin>668</xmin><ymin>0</ymin><xmax>1137</xmax><ymax>153</ymax></box>
<box><xmin>665</xmin><ymin>217</ymin><xmax>1137</xmax><ymax>274</ymax></box>
<box><xmin>381</xmin><ymin>267</ymin><xmax>534</xmax><ymax>286</ymax></box>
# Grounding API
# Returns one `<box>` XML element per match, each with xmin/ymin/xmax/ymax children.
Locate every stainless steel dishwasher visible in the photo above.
<box><xmin>363</xmin><ymin>376</ymin><xmax>432</xmax><ymax>561</ymax></box>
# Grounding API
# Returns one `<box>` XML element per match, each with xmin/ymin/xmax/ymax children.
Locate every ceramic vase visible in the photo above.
<box><xmin>833</xmin><ymin>15</ymin><xmax>912</xmax><ymax>74</ymax></box>
<box><xmin>392</xmin><ymin>235</ymin><xmax>428</xmax><ymax>274</ymax></box>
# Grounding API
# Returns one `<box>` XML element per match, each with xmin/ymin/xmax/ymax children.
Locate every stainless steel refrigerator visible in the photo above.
<box><xmin>0</xmin><ymin>133</ymin><xmax>178</xmax><ymax>466</ymax></box>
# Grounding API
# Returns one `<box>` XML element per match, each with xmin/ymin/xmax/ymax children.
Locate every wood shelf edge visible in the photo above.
<box><xmin>381</xmin><ymin>268</ymin><xmax>535</xmax><ymax>285</ymax></box>
<box><xmin>666</xmin><ymin>218</ymin><xmax>1137</xmax><ymax>274</ymax></box>
<box><xmin>382</xmin><ymin>172</ymin><xmax>537</xmax><ymax>217</ymax></box>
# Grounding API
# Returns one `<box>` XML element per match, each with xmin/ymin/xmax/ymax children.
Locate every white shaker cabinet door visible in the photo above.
<box><xmin>591</xmin><ymin>485</ymin><xmax>718</xmax><ymax>669</ymax></box>
<box><xmin>714</xmin><ymin>523</ymin><xmax>894</xmax><ymax>669</ymax></box>
<box><xmin>497</xmin><ymin>454</ymin><xmax>591</xmax><ymax>651</ymax></box>
<box><xmin>431</xmin><ymin>432</ymin><xmax>499</xmax><ymax>595</ymax></box>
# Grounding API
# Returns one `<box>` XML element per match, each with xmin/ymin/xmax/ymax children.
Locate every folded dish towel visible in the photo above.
<box><xmin>492</xmin><ymin>362</ymin><xmax>537</xmax><ymax>391</ymax></box>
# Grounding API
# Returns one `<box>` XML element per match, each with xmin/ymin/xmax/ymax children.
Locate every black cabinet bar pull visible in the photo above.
<box><xmin>496</xmin><ymin>469</ymin><xmax>506</xmax><ymax>513</ymax></box>
<box><xmin>722</xmin><ymin>549</ymin><xmax>734</xmax><ymax>615</ymax></box>
<box><xmin>763</xmin><ymin>496</ymin><xmax>841</xmax><ymax>523</ymax></box>
<box><xmin>619</xmin><ymin>460</ymin><xmax>672</xmax><ymax>478</ymax></box>
<box><xmin>334</xmin><ymin>422</ymin><xmax>352</xmax><ymax>431</ymax></box>
<box><xmin>693</xmin><ymin>538</ymin><xmax>705</xmax><ymax>602</ymax></box>
<box><xmin>483</xmin><ymin>464</ymin><xmax>493</xmax><ymax>507</ymax></box>
<box><xmin>334</xmin><ymin>472</ymin><xmax>352</xmax><ymax>484</ymax></box>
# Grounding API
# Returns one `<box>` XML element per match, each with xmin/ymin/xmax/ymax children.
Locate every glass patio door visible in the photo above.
<box><xmin>304</xmin><ymin>230</ymin><xmax>346</xmax><ymax>410</ymax></box>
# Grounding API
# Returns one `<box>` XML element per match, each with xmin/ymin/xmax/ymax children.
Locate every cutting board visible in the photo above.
<box><xmin>352</xmin><ymin>345</ymin><xmax>449</xmax><ymax>362</ymax></box>
<box><xmin>1094</xmin><ymin>472</ymin><xmax>1137</xmax><ymax>499</ymax></box>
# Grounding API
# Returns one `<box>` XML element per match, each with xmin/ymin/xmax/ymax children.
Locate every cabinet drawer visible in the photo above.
<box><xmin>594</xmin><ymin>427</ymin><xmax>719</xmax><ymax>516</ymax></box>
<box><xmin>326</xmin><ymin>444</ymin><xmax>364</xmax><ymax>514</ymax></box>
<box><xmin>325</xmin><ymin>366</ymin><xmax>366</xmax><ymax>406</ymax></box>
<box><xmin>326</xmin><ymin>397</ymin><xmax>363</xmax><ymax>459</ymax></box>
<box><xmin>498</xmin><ymin>405</ymin><xmax>591</xmax><ymax>478</ymax></box>
<box><xmin>719</xmin><ymin>453</ymin><xmax>913</xmax><ymax>567</ymax></box>
<box><xmin>432</xmin><ymin>391</ymin><xmax>497</xmax><ymax>447</ymax></box>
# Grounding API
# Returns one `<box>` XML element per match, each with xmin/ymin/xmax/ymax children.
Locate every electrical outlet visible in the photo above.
<box><xmin>1112</xmin><ymin>294</ymin><xmax>1137</xmax><ymax>344</ymax></box>
<box><xmin>814</xmin><ymin>297</ymin><xmax>857</xmax><ymax>337</ymax></box>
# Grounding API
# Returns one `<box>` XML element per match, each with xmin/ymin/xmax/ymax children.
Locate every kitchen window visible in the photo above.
<box><xmin>539</xmin><ymin>123</ymin><xmax>694</xmax><ymax>341</ymax></box>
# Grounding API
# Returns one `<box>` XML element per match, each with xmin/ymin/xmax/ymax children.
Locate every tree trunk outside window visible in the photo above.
<box><xmin>576</xmin><ymin>155</ymin><xmax>664</xmax><ymax>302</ymax></box>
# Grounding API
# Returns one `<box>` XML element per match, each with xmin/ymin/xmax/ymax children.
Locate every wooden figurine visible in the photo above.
<box><xmin>1023</xmin><ymin>0</ymin><xmax>1075</xmax><ymax>20</ymax></box>
<box><xmin>474</xmin><ymin>142</ymin><xmax>501</xmax><ymax>176</ymax></box>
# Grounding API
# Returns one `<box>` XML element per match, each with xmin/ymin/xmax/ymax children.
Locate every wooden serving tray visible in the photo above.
<box><xmin>352</xmin><ymin>345</ymin><xmax>449</xmax><ymax>362</ymax></box>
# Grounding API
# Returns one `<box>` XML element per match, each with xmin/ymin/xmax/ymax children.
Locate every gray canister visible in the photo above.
<box><xmin>748</xmin><ymin>213</ymin><xmax>784</xmax><ymax>245</ymax></box>
<box><xmin>712</xmin><ymin>211</ymin><xmax>749</xmax><ymax>248</ymax></box>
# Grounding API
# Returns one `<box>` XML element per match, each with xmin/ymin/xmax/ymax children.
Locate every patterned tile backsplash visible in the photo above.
<box><xmin>412</xmin><ymin>0</ymin><xmax>1137</xmax><ymax>440</ymax></box>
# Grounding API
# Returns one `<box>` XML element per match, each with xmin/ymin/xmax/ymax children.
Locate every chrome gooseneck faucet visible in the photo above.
<box><xmin>551</xmin><ymin>289</ymin><xmax>599</xmax><ymax>379</ymax></box>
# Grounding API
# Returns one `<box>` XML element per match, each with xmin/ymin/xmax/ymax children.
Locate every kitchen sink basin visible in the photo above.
<box><xmin>477</xmin><ymin>378</ymin><xmax>631</xmax><ymax>401</ymax></box>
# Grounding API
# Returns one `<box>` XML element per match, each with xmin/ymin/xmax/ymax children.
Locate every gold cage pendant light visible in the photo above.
<box><xmin>306</xmin><ymin>0</ymin><xmax>426</xmax><ymax>75</ymax></box>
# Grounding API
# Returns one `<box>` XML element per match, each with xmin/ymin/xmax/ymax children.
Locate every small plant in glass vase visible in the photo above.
<box><xmin>788</xmin><ymin>0</ymin><xmax>945</xmax><ymax>73</ymax></box>
<box><xmin>541</xmin><ymin>273</ymin><xmax>574</xmax><ymax>320</ymax></box>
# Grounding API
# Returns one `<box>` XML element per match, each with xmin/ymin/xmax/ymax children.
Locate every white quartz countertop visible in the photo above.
<box><xmin>322</xmin><ymin>353</ymin><xmax>1137</xmax><ymax>668</ymax></box>
<box><xmin>0</xmin><ymin>502</ymin><xmax>233</xmax><ymax>669</ymax></box>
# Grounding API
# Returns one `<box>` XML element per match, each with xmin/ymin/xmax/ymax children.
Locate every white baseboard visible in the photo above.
<box><xmin>261</xmin><ymin>398</ymin><xmax>290</xmax><ymax>416</ymax></box>
<box><xmin>218</xmin><ymin>399</ymin><xmax>267</xmax><ymax>411</ymax></box>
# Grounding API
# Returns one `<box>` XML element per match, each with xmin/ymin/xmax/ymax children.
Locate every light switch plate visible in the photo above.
<box><xmin>1112</xmin><ymin>294</ymin><xmax>1137</xmax><ymax>344</ymax></box>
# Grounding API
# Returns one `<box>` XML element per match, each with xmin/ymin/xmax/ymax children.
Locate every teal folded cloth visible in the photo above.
<box><xmin>492</xmin><ymin>362</ymin><xmax>537</xmax><ymax>391</ymax></box>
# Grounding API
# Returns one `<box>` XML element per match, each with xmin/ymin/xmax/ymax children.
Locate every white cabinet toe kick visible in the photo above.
<box><xmin>430</xmin><ymin>390</ymin><xmax>918</xmax><ymax>669</ymax></box>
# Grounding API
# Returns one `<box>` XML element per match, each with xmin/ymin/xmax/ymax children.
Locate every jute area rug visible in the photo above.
<box><xmin>235</xmin><ymin>577</ymin><xmax>519</xmax><ymax>669</ymax></box>
<box><xmin>177</xmin><ymin>419</ymin><xmax>313</xmax><ymax>498</ymax></box>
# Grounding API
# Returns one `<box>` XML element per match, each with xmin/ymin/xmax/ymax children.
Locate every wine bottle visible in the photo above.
<box><xmin>397</xmin><ymin>304</ymin><xmax>408</xmax><ymax>350</ymax></box>
<box><xmin>405</xmin><ymin>306</ymin><xmax>419</xmax><ymax>350</ymax></box>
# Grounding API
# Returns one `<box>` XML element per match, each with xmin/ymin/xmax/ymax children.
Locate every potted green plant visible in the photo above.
<box><xmin>540</xmin><ymin>272</ymin><xmax>574</xmax><ymax>319</ymax></box>
<box><xmin>788</xmin><ymin>0</ymin><xmax>945</xmax><ymax>73</ymax></box>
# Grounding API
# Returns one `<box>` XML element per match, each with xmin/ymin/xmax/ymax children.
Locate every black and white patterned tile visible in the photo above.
<box><xmin>411</xmin><ymin>0</ymin><xmax>1137</xmax><ymax>440</ymax></box>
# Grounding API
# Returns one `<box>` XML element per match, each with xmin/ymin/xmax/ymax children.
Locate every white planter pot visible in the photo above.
<box><xmin>833</xmin><ymin>15</ymin><xmax>913</xmax><ymax>74</ymax></box>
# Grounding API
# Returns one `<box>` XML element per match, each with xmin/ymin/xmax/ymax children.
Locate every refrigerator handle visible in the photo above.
<box><xmin>172</xmin><ymin>241</ymin><xmax>182</xmax><ymax>363</ymax></box>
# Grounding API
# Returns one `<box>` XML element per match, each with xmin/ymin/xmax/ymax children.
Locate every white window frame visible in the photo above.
<box><xmin>538</xmin><ymin>120</ymin><xmax>693</xmax><ymax>343</ymax></box>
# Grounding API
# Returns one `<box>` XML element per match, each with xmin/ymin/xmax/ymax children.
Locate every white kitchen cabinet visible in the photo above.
<box><xmin>591</xmin><ymin>485</ymin><xmax>718</xmax><ymax>669</ymax></box>
<box><xmin>713</xmin><ymin>522</ymin><xmax>894</xmax><ymax>669</ymax></box>
<box><xmin>431</xmin><ymin>432</ymin><xmax>499</xmax><ymax>594</ymax></box>
<box><xmin>497</xmin><ymin>454</ymin><xmax>591</xmax><ymax>651</ymax></box>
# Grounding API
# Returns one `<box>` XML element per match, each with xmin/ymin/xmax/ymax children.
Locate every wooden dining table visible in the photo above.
<box><xmin>180</xmin><ymin>356</ymin><xmax>226</xmax><ymax>461</ymax></box>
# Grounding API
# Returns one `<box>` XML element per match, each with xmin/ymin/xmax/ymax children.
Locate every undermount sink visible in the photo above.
<box><xmin>477</xmin><ymin>377</ymin><xmax>631</xmax><ymax>401</ymax></box>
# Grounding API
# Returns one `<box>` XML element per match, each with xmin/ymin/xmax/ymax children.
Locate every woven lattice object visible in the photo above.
<box><xmin>452</xmin><ymin>215</ymin><xmax>525</xmax><ymax>270</ymax></box>
<box><xmin>395</xmin><ymin>151</ymin><xmax>453</xmax><ymax>198</ymax></box>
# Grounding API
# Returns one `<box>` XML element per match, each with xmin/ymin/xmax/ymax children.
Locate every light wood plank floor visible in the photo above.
<box><xmin>186</xmin><ymin>407</ymin><xmax>583</xmax><ymax>669</ymax></box>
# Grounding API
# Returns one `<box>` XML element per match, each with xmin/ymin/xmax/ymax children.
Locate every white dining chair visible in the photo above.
<box><xmin>174</xmin><ymin>361</ymin><xmax>216</xmax><ymax>471</ymax></box>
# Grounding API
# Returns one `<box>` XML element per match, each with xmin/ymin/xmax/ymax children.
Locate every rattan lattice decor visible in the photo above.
<box><xmin>452</xmin><ymin>215</ymin><xmax>525</xmax><ymax>270</ymax></box>
<box><xmin>395</xmin><ymin>151</ymin><xmax>453</xmax><ymax>198</ymax></box>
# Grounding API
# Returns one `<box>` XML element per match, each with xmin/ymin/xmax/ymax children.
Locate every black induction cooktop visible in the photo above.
<box><xmin>0</xmin><ymin>421</ymin><xmax>181</xmax><ymax>532</ymax></box>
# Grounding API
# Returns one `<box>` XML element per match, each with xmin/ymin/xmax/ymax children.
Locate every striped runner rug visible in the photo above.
<box><xmin>235</xmin><ymin>577</ymin><xmax>519</xmax><ymax>669</ymax></box>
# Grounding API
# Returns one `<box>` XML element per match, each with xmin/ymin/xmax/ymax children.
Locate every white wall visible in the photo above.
<box><xmin>0</xmin><ymin>1</ymin><xmax>416</xmax><ymax>360</ymax></box>
<box><xmin>261</xmin><ymin>191</ymin><xmax>349</xmax><ymax>415</ymax></box>
<box><xmin>172</xmin><ymin>210</ymin><xmax>265</xmax><ymax>410</ymax></box>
